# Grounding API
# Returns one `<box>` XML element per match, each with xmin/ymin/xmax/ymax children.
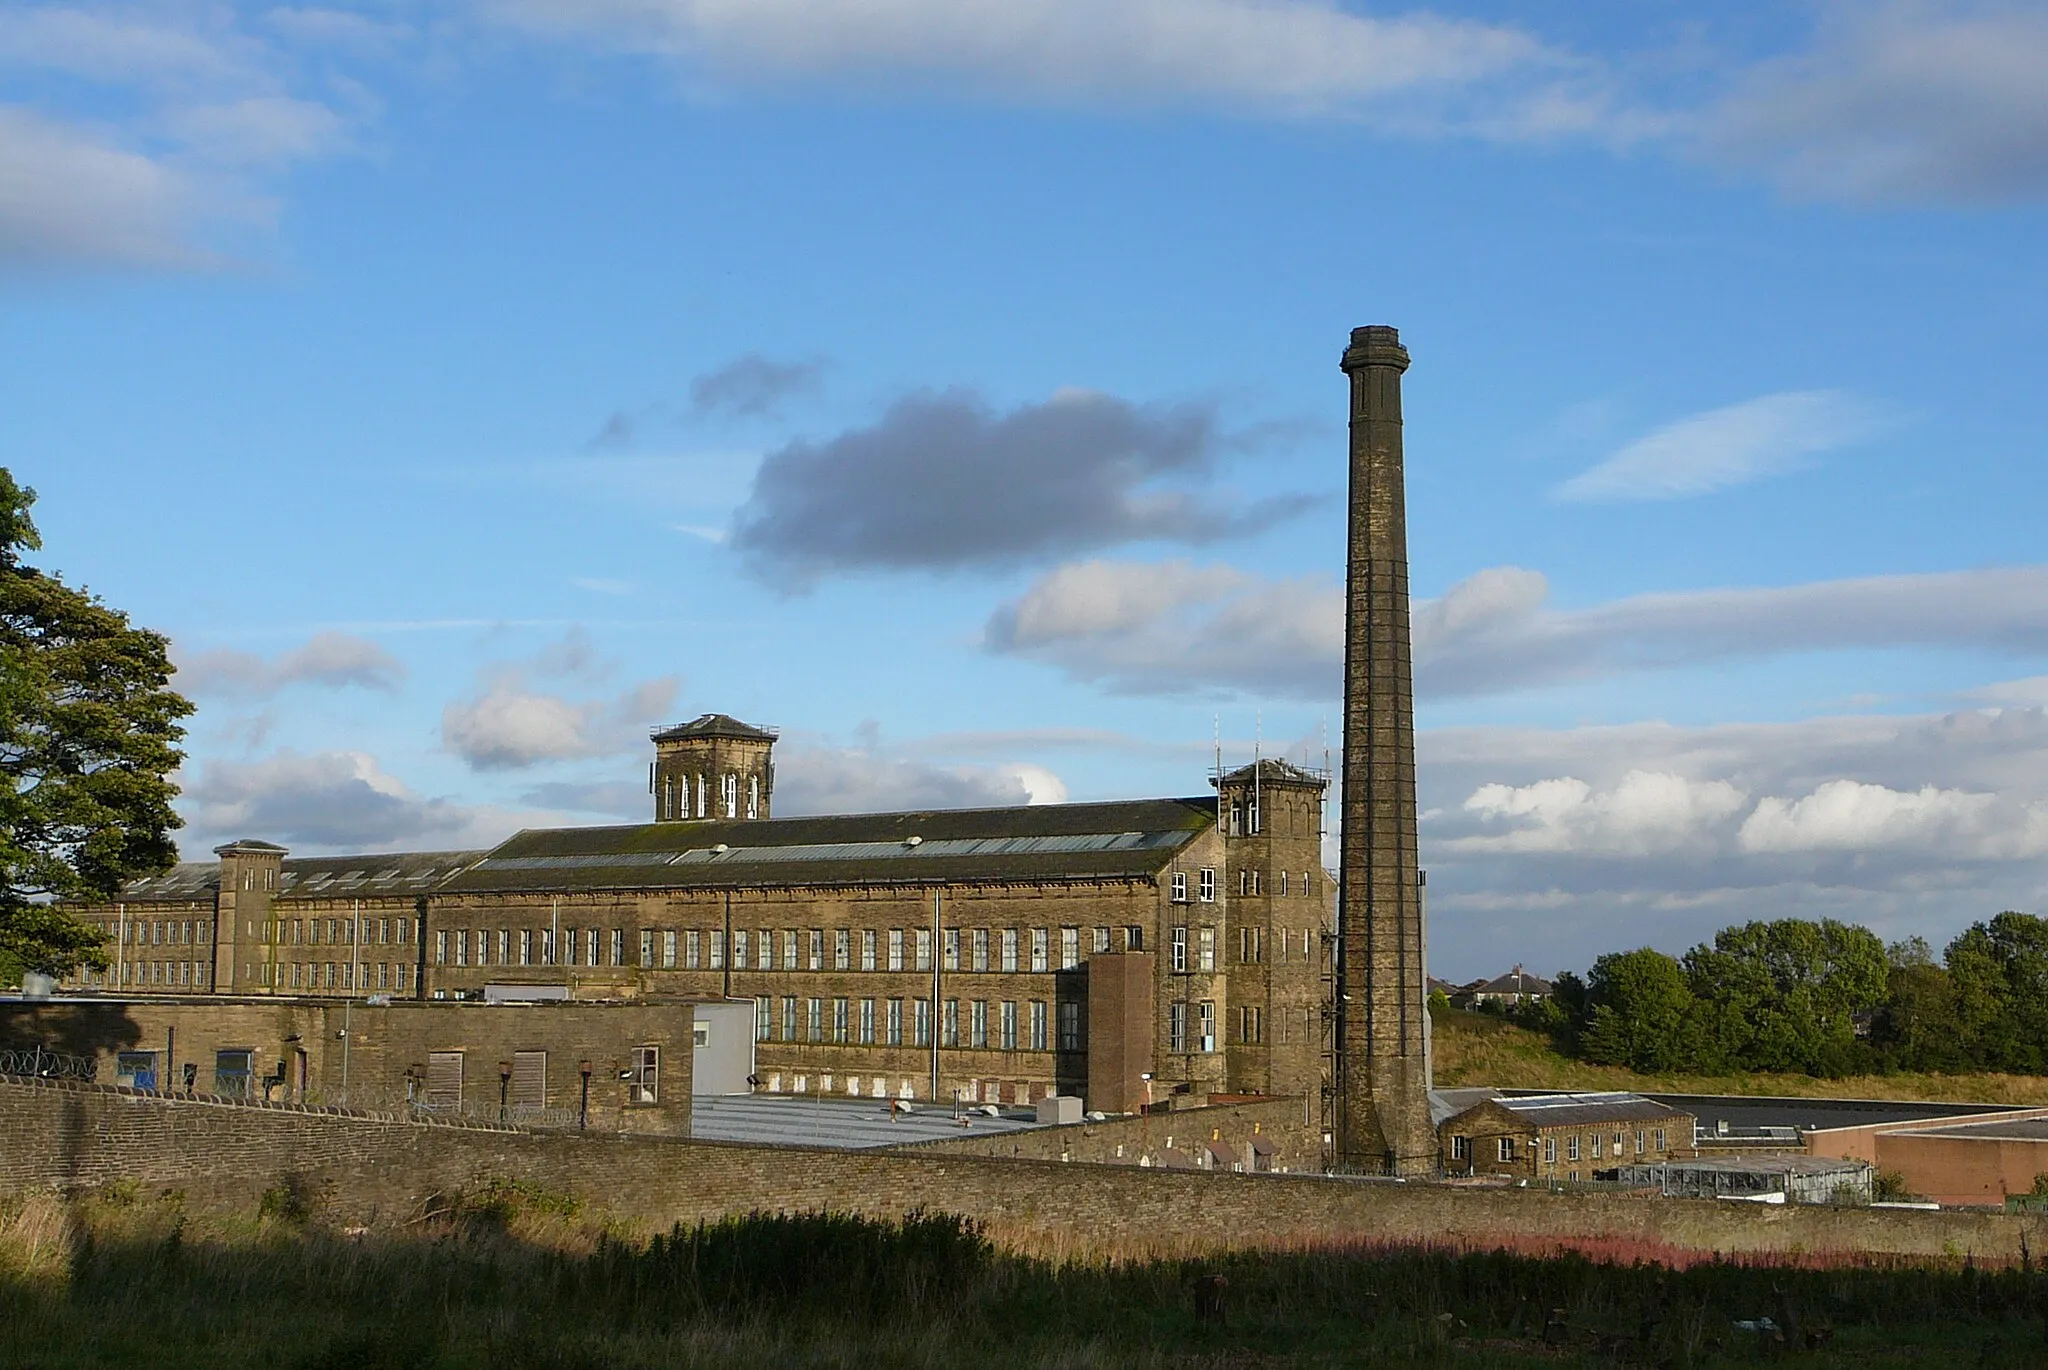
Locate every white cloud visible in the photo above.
<box><xmin>774</xmin><ymin>743</ymin><xmax>1067</xmax><ymax>816</ymax></box>
<box><xmin>488</xmin><ymin>0</ymin><xmax>1568</xmax><ymax>123</ymax></box>
<box><xmin>990</xmin><ymin>558</ymin><xmax>2048</xmax><ymax>699</ymax></box>
<box><xmin>1554</xmin><ymin>391</ymin><xmax>1896</xmax><ymax>502</ymax></box>
<box><xmin>177</xmin><ymin>631</ymin><xmax>405</xmax><ymax>696</ymax></box>
<box><xmin>1416</xmin><ymin>699</ymin><xmax>2048</xmax><ymax>976</ymax></box>
<box><xmin>985</xmin><ymin>558</ymin><xmax>1340</xmax><ymax>696</ymax></box>
<box><xmin>1453</xmin><ymin>770</ymin><xmax>1748</xmax><ymax>857</ymax></box>
<box><xmin>1738</xmin><ymin>779</ymin><xmax>2048</xmax><ymax>858</ymax></box>
<box><xmin>441</xmin><ymin>668</ymin><xmax>679</xmax><ymax>770</ymax></box>
<box><xmin>1707</xmin><ymin>2</ymin><xmax>2048</xmax><ymax>204</ymax></box>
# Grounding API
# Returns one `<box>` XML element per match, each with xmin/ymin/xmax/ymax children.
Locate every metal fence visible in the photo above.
<box><xmin>408</xmin><ymin>1099</ymin><xmax>582</xmax><ymax>1131</ymax></box>
<box><xmin>0</xmin><ymin>1047</ymin><xmax>98</xmax><ymax>1081</ymax></box>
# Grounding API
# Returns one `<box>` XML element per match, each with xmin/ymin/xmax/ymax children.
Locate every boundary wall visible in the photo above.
<box><xmin>0</xmin><ymin>1077</ymin><xmax>2033</xmax><ymax>1264</ymax></box>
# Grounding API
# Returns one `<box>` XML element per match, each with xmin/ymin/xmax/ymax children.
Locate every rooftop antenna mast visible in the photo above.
<box><xmin>1213</xmin><ymin>714</ymin><xmax>1223</xmax><ymax>835</ymax></box>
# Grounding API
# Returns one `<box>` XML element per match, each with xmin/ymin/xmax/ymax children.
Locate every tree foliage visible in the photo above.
<box><xmin>0</xmin><ymin>470</ymin><xmax>192</xmax><ymax>977</ymax></box>
<box><xmin>1547</xmin><ymin>913</ymin><xmax>2048</xmax><ymax>1080</ymax></box>
<box><xmin>1579</xmin><ymin>948</ymin><xmax>1695</xmax><ymax>1073</ymax></box>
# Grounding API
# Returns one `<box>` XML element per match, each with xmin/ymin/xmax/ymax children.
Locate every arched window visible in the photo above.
<box><xmin>747</xmin><ymin>774</ymin><xmax>760</xmax><ymax>819</ymax></box>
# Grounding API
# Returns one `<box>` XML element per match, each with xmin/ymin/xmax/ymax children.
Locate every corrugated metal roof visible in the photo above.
<box><xmin>442</xmin><ymin>797</ymin><xmax>1217</xmax><ymax>894</ymax></box>
<box><xmin>1454</xmin><ymin>1091</ymin><xmax>1690</xmax><ymax>1129</ymax></box>
<box><xmin>104</xmin><ymin>850</ymin><xmax>487</xmax><ymax>904</ymax></box>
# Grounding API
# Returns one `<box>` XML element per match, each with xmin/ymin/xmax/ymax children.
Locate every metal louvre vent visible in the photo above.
<box><xmin>511</xmin><ymin>1050</ymin><xmax>546</xmax><ymax>1109</ymax></box>
<box><xmin>426</xmin><ymin>1050</ymin><xmax>463</xmax><ymax>1108</ymax></box>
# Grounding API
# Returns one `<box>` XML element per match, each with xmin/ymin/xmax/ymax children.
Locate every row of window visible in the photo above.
<box><xmin>1452</xmin><ymin>1128</ymin><xmax>1670</xmax><ymax>1165</ymax></box>
<box><xmin>269</xmin><ymin>916</ymin><xmax>415</xmax><ymax>947</ymax></box>
<box><xmin>1167</xmin><ymin>868</ymin><xmax>1323</xmax><ymax>903</ymax></box>
<box><xmin>106</xmin><ymin>918</ymin><xmax>211</xmax><ymax>946</ymax></box>
<box><xmin>658</xmin><ymin>771</ymin><xmax>761</xmax><ymax>821</ymax></box>
<box><xmin>751</xmin><ymin>995</ymin><xmax>1087</xmax><ymax>1052</ymax></box>
<box><xmin>431</xmin><ymin>924</ymin><xmax>1154</xmax><ymax>974</ymax></box>
<box><xmin>268</xmin><ymin>961</ymin><xmax>413</xmax><ymax>992</ymax></box>
<box><xmin>78</xmin><ymin>961</ymin><xmax>212</xmax><ymax>989</ymax></box>
<box><xmin>417</xmin><ymin>1046</ymin><xmax>661</xmax><ymax>1110</ymax></box>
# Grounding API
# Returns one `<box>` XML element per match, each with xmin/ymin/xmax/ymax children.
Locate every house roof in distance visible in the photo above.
<box><xmin>440</xmin><ymin>796</ymin><xmax>1220</xmax><ymax>895</ymax></box>
<box><xmin>1472</xmin><ymin>966</ymin><xmax>1554</xmax><ymax>996</ymax></box>
<box><xmin>651</xmin><ymin>713</ymin><xmax>777</xmax><ymax>743</ymax></box>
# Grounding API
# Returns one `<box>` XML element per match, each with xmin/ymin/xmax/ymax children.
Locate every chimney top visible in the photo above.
<box><xmin>1341</xmin><ymin>324</ymin><xmax>1409</xmax><ymax>374</ymax></box>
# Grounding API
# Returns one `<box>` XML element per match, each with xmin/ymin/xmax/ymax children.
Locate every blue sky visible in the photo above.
<box><xmin>7</xmin><ymin>0</ymin><xmax>2048</xmax><ymax>978</ymax></box>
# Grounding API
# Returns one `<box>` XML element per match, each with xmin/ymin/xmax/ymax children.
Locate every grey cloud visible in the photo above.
<box><xmin>179</xmin><ymin>750</ymin><xmax>512</xmax><ymax>852</ymax></box>
<box><xmin>691</xmin><ymin>354</ymin><xmax>825</xmax><ymax>419</ymax></box>
<box><xmin>178</xmin><ymin>631</ymin><xmax>405</xmax><ymax>696</ymax></box>
<box><xmin>987</xmin><ymin>559</ymin><xmax>2048</xmax><ymax>699</ymax></box>
<box><xmin>731</xmin><ymin>389</ymin><xmax>1309</xmax><ymax>588</ymax></box>
<box><xmin>1705</xmin><ymin>3</ymin><xmax>2048</xmax><ymax>203</ymax></box>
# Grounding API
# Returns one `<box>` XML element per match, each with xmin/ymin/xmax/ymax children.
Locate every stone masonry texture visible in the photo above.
<box><xmin>1337</xmin><ymin>325</ymin><xmax>1434</xmax><ymax>1174</ymax></box>
<box><xmin>1</xmin><ymin>1078</ymin><xmax>2030</xmax><ymax>1265</ymax></box>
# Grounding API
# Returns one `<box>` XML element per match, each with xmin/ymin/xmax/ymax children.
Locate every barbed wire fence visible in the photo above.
<box><xmin>0</xmin><ymin>1046</ymin><xmax>98</xmax><ymax>1081</ymax></box>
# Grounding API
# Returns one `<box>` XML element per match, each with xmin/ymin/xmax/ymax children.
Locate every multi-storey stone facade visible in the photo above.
<box><xmin>57</xmin><ymin>728</ymin><xmax>1335</xmax><ymax>1119</ymax></box>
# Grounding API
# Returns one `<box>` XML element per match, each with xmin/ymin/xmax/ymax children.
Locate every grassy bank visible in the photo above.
<box><xmin>7</xmin><ymin>1184</ymin><xmax>2048</xmax><ymax>1367</ymax></box>
<box><xmin>1433</xmin><ymin>1009</ymin><xmax>2048</xmax><ymax>1106</ymax></box>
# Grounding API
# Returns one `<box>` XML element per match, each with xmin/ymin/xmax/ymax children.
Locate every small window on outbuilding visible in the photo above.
<box><xmin>627</xmin><ymin>1045</ymin><xmax>659</xmax><ymax>1105</ymax></box>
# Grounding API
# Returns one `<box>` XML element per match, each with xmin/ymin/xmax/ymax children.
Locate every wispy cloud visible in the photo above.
<box><xmin>176</xmin><ymin>631</ymin><xmax>405</xmax><ymax>697</ymax></box>
<box><xmin>1705</xmin><ymin>2</ymin><xmax>2048</xmax><ymax>205</ymax></box>
<box><xmin>1554</xmin><ymin>390</ymin><xmax>1896</xmax><ymax>503</ymax></box>
<box><xmin>486</xmin><ymin>0</ymin><xmax>1579</xmax><ymax>127</ymax></box>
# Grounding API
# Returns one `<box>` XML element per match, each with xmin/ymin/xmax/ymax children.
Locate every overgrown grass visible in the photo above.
<box><xmin>1434</xmin><ymin>1009</ymin><xmax>2048</xmax><ymax>1105</ymax></box>
<box><xmin>7</xmin><ymin>1184</ymin><xmax>2048</xmax><ymax>1367</ymax></box>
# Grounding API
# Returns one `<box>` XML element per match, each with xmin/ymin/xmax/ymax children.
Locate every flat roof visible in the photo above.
<box><xmin>689</xmin><ymin>1093</ymin><xmax>1052</xmax><ymax>1149</ymax></box>
<box><xmin>1464</xmin><ymin>1091</ymin><xmax>1689</xmax><ymax>1128</ymax></box>
<box><xmin>1900</xmin><ymin>1117</ymin><xmax>2048</xmax><ymax>1142</ymax></box>
<box><xmin>1634</xmin><ymin>1155</ymin><xmax>1869</xmax><ymax>1176</ymax></box>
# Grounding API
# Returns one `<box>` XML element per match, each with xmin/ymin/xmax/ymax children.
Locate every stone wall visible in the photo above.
<box><xmin>1</xmin><ymin>1077</ymin><xmax>2032</xmax><ymax>1265</ymax></box>
<box><xmin>901</xmin><ymin>1094</ymin><xmax>1318</xmax><ymax>1173</ymax></box>
<box><xmin>0</xmin><ymin>998</ymin><xmax>694</xmax><ymax>1134</ymax></box>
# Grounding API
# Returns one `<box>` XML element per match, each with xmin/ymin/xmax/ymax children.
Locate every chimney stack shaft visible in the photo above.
<box><xmin>1336</xmin><ymin>325</ymin><xmax>1435</xmax><ymax>1175</ymax></box>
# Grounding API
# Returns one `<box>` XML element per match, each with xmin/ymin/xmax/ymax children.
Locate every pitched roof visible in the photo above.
<box><xmin>1451</xmin><ymin>1091</ymin><xmax>1691</xmax><ymax>1130</ymax></box>
<box><xmin>651</xmin><ymin>713</ymin><xmax>777</xmax><ymax>743</ymax></box>
<box><xmin>109</xmin><ymin>851</ymin><xmax>487</xmax><ymax>904</ymax></box>
<box><xmin>1472</xmin><ymin>967</ymin><xmax>1553</xmax><ymax>996</ymax></box>
<box><xmin>439</xmin><ymin>796</ymin><xmax>1219</xmax><ymax>895</ymax></box>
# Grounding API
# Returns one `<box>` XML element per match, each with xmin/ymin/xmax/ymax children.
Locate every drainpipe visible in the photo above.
<box><xmin>929</xmin><ymin>885</ymin><xmax>942</xmax><ymax>1103</ymax></box>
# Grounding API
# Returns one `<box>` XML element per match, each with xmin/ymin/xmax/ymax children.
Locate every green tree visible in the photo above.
<box><xmin>1944</xmin><ymin>912</ymin><xmax>2048</xmax><ymax>1074</ymax></box>
<box><xmin>0</xmin><ymin>470</ymin><xmax>191</xmax><ymax>979</ymax></box>
<box><xmin>1682</xmin><ymin>919</ymin><xmax>1887</xmax><ymax>1075</ymax></box>
<box><xmin>1869</xmin><ymin>939</ymin><xmax>1965</xmax><ymax>1072</ymax></box>
<box><xmin>1578</xmin><ymin>948</ymin><xmax>1696</xmax><ymax>1074</ymax></box>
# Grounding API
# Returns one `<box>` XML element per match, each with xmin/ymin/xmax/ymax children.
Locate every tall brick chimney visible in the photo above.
<box><xmin>1335</xmin><ymin>325</ymin><xmax>1436</xmax><ymax>1175</ymax></box>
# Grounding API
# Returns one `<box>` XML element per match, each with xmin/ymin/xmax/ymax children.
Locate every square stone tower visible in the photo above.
<box><xmin>651</xmin><ymin>714</ymin><xmax>777</xmax><ymax>822</ymax></box>
<box><xmin>1335</xmin><ymin>325</ymin><xmax>1436</xmax><ymax>1175</ymax></box>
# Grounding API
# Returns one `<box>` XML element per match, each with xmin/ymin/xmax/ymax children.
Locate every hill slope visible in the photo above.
<box><xmin>1431</xmin><ymin>1009</ymin><xmax>2048</xmax><ymax>1106</ymax></box>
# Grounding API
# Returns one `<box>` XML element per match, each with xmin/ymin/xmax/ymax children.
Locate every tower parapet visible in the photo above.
<box><xmin>650</xmin><ymin>714</ymin><xmax>777</xmax><ymax>822</ymax></box>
